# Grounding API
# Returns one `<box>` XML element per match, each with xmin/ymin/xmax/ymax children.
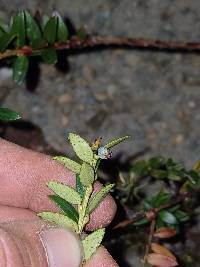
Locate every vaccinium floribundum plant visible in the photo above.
<box><xmin>37</xmin><ymin>133</ymin><xmax>130</xmax><ymax>264</ymax></box>
<box><xmin>115</xmin><ymin>156</ymin><xmax>200</xmax><ymax>266</ymax></box>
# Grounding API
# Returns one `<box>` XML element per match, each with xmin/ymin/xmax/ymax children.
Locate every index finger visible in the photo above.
<box><xmin>0</xmin><ymin>138</ymin><xmax>116</xmax><ymax>230</ymax></box>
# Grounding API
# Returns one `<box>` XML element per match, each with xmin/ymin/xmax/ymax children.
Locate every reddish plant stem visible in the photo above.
<box><xmin>114</xmin><ymin>192</ymin><xmax>190</xmax><ymax>229</ymax></box>
<box><xmin>1</xmin><ymin>35</ymin><xmax>200</xmax><ymax>60</ymax></box>
<box><xmin>143</xmin><ymin>219</ymin><xmax>156</xmax><ymax>264</ymax></box>
<box><xmin>56</xmin><ymin>36</ymin><xmax>200</xmax><ymax>52</ymax></box>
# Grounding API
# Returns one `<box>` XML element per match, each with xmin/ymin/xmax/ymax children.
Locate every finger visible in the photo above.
<box><xmin>0</xmin><ymin>138</ymin><xmax>116</xmax><ymax>230</ymax></box>
<box><xmin>84</xmin><ymin>246</ymin><xmax>119</xmax><ymax>267</ymax></box>
<box><xmin>0</xmin><ymin>206</ymin><xmax>82</xmax><ymax>267</ymax></box>
<box><xmin>0</xmin><ymin>206</ymin><xmax>118</xmax><ymax>267</ymax></box>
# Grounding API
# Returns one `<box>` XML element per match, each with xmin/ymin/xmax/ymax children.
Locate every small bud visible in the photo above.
<box><xmin>91</xmin><ymin>137</ymin><xmax>102</xmax><ymax>151</ymax></box>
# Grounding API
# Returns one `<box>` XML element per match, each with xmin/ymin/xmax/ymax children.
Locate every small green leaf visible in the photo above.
<box><xmin>41</xmin><ymin>48</ymin><xmax>57</xmax><ymax>64</ymax></box>
<box><xmin>0</xmin><ymin>32</ymin><xmax>16</xmax><ymax>52</ymax></box>
<box><xmin>193</xmin><ymin>160</ymin><xmax>200</xmax><ymax>173</ymax></box>
<box><xmin>0</xmin><ymin>19</ymin><xmax>8</xmax><ymax>33</ymax></box>
<box><xmin>155</xmin><ymin>218</ymin><xmax>166</xmax><ymax>229</ymax></box>
<box><xmin>57</xmin><ymin>15</ymin><xmax>68</xmax><ymax>42</ymax></box>
<box><xmin>76</xmin><ymin>174</ymin><xmax>85</xmax><ymax>197</ymax></box>
<box><xmin>48</xmin><ymin>195</ymin><xmax>79</xmax><ymax>223</ymax></box>
<box><xmin>31</xmin><ymin>38</ymin><xmax>46</xmax><ymax>49</ymax></box>
<box><xmin>82</xmin><ymin>228</ymin><xmax>105</xmax><ymax>261</ymax></box>
<box><xmin>150</xmin><ymin>169</ymin><xmax>167</xmax><ymax>179</ymax></box>
<box><xmin>133</xmin><ymin>218</ymin><xmax>149</xmax><ymax>226</ymax></box>
<box><xmin>87</xmin><ymin>184</ymin><xmax>114</xmax><ymax>213</ymax></box>
<box><xmin>11</xmin><ymin>11</ymin><xmax>25</xmax><ymax>47</ymax></box>
<box><xmin>0</xmin><ymin>108</ymin><xmax>21</xmax><ymax>121</ymax></box>
<box><xmin>44</xmin><ymin>16</ymin><xmax>58</xmax><ymax>44</ymax></box>
<box><xmin>159</xmin><ymin>211</ymin><xmax>177</xmax><ymax>225</ymax></box>
<box><xmin>152</xmin><ymin>189</ymin><xmax>171</xmax><ymax>208</ymax></box>
<box><xmin>24</xmin><ymin>11</ymin><xmax>42</xmax><ymax>45</ymax></box>
<box><xmin>47</xmin><ymin>181</ymin><xmax>81</xmax><ymax>205</ymax></box>
<box><xmin>148</xmin><ymin>157</ymin><xmax>165</xmax><ymax>169</ymax></box>
<box><xmin>38</xmin><ymin>212</ymin><xmax>78</xmax><ymax>232</ymax></box>
<box><xmin>167</xmin><ymin>169</ymin><xmax>183</xmax><ymax>181</ymax></box>
<box><xmin>143</xmin><ymin>199</ymin><xmax>153</xmax><ymax>211</ymax></box>
<box><xmin>68</xmin><ymin>133</ymin><xmax>94</xmax><ymax>164</ymax></box>
<box><xmin>0</xmin><ymin>27</ymin><xmax>4</xmax><ymax>38</ymax></box>
<box><xmin>77</xmin><ymin>26</ymin><xmax>87</xmax><ymax>40</ymax></box>
<box><xmin>175</xmin><ymin>210</ymin><xmax>190</xmax><ymax>222</ymax></box>
<box><xmin>41</xmin><ymin>14</ymin><xmax>49</xmax><ymax>30</ymax></box>
<box><xmin>53</xmin><ymin>156</ymin><xmax>81</xmax><ymax>174</ymax></box>
<box><xmin>13</xmin><ymin>56</ymin><xmax>29</xmax><ymax>85</ymax></box>
<box><xmin>132</xmin><ymin>160</ymin><xmax>148</xmax><ymax>176</ymax></box>
<box><xmin>105</xmin><ymin>135</ymin><xmax>131</xmax><ymax>149</ymax></box>
<box><xmin>168</xmin><ymin>205</ymin><xmax>181</xmax><ymax>213</ymax></box>
<box><xmin>79</xmin><ymin>162</ymin><xmax>94</xmax><ymax>186</ymax></box>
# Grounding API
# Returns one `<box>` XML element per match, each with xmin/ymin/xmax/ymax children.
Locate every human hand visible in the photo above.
<box><xmin>0</xmin><ymin>138</ymin><xmax>118</xmax><ymax>267</ymax></box>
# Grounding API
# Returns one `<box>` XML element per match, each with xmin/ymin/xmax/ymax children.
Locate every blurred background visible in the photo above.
<box><xmin>0</xmin><ymin>1</ymin><xmax>200</xmax><ymax>266</ymax></box>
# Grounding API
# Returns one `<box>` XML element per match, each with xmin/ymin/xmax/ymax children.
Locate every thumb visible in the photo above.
<box><xmin>0</xmin><ymin>219</ymin><xmax>82</xmax><ymax>267</ymax></box>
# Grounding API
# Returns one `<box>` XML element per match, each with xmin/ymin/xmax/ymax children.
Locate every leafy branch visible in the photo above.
<box><xmin>0</xmin><ymin>10</ymin><xmax>200</xmax><ymax>121</ymax></box>
<box><xmin>37</xmin><ymin>133</ymin><xmax>130</xmax><ymax>263</ymax></box>
<box><xmin>115</xmin><ymin>156</ymin><xmax>200</xmax><ymax>266</ymax></box>
<box><xmin>0</xmin><ymin>10</ymin><xmax>199</xmax><ymax>86</ymax></box>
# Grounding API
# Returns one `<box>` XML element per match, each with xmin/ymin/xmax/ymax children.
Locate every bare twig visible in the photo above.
<box><xmin>57</xmin><ymin>36</ymin><xmax>200</xmax><ymax>52</ymax></box>
<box><xmin>1</xmin><ymin>35</ymin><xmax>200</xmax><ymax>61</ymax></box>
<box><xmin>143</xmin><ymin>219</ymin><xmax>156</xmax><ymax>265</ymax></box>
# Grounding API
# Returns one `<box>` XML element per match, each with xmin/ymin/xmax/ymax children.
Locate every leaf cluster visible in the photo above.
<box><xmin>0</xmin><ymin>10</ymin><xmax>87</xmax><ymax>85</ymax></box>
<box><xmin>117</xmin><ymin>156</ymin><xmax>200</xmax><ymax>205</ymax></box>
<box><xmin>38</xmin><ymin>133</ymin><xmax>130</xmax><ymax>263</ymax></box>
<box><xmin>116</xmin><ymin>156</ymin><xmax>200</xmax><ymax>267</ymax></box>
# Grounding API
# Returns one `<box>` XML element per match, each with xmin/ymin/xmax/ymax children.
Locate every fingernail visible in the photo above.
<box><xmin>40</xmin><ymin>228</ymin><xmax>82</xmax><ymax>267</ymax></box>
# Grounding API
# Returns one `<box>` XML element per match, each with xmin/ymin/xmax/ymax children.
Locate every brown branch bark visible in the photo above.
<box><xmin>1</xmin><ymin>35</ymin><xmax>200</xmax><ymax>60</ymax></box>
<box><xmin>56</xmin><ymin>36</ymin><xmax>200</xmax><ymax>52</ymax></box>
<box><xmin>114</xmin><ymin>192</ymin><xmax>190</xmax><ymax>229</ymax></box>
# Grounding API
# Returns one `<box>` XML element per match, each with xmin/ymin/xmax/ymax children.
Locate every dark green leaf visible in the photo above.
<box><xmin>168</xmin><ymin>205</ymin><xmax>181</xmax><ymax>213</ymax></box>
<box><xmin>159</xmin><ymin>210</ymin><xmax>177</xmax><ymax>225</ymax></box>
<box><xmin>48</xmin><ymin>195</ymin><xmax>79</xmax><ymax>223</ymax></box>
<box><xmin>41</xmin><ymin>14</ymin><xmax>49</xmax><ymax>30</ymax></box>
<box><xmin>76</xmin><ymin>174</ymin><xmax>85</xmax><ymax>198</ymax></box>
<box><xmin>13</xmin><ymin>56</ymin><xmax>29</xmax><ymax>85</ymax></box>
<box><xmin>11</xmin><ymin>11</ymin><xmax>25</xmax><ymax>47</ymax></box>
<box><xmin>44</xmin><ymin>16</ymin><xmax>58</xmax><ymax>44</ymax></box>
<box><xmin>150</xmin><ymin>169</ymin><xmax>167</xmax><ymax>179</ymax></box>
<box><xmin>152</xmin><ymin>189</ymin><xmax>171</xmax><ymax>208</ymax></box>
<box><xmin>188</xmin><ymin>170</ymin><xmax>200</xmax><ymax>184</ymax></box>
<box><xmin>41</xmin><ymin>48</ymin><xmax>57</xmax><ymax>64</ymax></box>
<box><xmin>148</xmin><ymin>157</ymin><xmax>165</xmax><ymax>169</ymax></box>
<box><xmin>133</xmin><ymin>218</ymin><xmax>149</xmax><ymax>226</ymax></box>
<box><xmin>143</xmin><ymin>199</ymin><xmax>153</xmax><ymax>211</ymax></box>
<box><xmin>175</xmin><ymin>210</ymin><xmax>190</xmax><ymax>223</ymax></box>
<box><xmin>0</xmin><ymin>108</ymin><xmax>21</xmax><ymax>121</ymax></box>
<box><xmin>0</xmin><ymin>25</ymin><xmax>5</xmax><ymax>37</ymax></box>
<box><xmin>24</xmin><ymin>11</ymin><xmax>42</xmax><ymax>45</ymax></box>
<box><xmin>31</xmin><ymin>38</ymin><xmax>46</xmax><ymax>49</ymax></box>
<box><xmin>77</xmin><ymin>26</ymin><xmax>88</xmax><ymax>40</ymax></box>
<box><xmin>132</xmin><ymin>160</ymin><xmax>148</xmax><ymax>176</ymax></box>
<box><xmin>155</xmin><ymin>218</ymin><xmax>166</xmax><ymax>229</ymax></box>
<box><xmin>0</xmin><ymin>19</ymin><xmax>9</xmax><ymax>33</ymax></box>
<box><xmin>0</xmin><ymin>32</ymin><xmax>16</xmax><ymax>52</ymax></box>
<box><xmin>167</xmin><ymin>169</ymin><xmax>183</xmax><ymax>181</ymax></box>
<box><xmin>57</xmin><ymin>15</ymin><xmax>68</xmax><ymax>42</ymax></box>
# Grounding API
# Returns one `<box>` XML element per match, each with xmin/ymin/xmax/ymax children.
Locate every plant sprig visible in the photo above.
<box><xmin>115</xmin><ymin>156</ymin><xmax>200</xmax><ymax>267</ymax></box>
<box><xmin>38</xmin><ymin>133</ymin><xmax>130</xmax><ymax>263</ymax></box>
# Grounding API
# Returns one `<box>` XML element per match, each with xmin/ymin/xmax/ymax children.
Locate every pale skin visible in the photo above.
<box><xmin>0</xmin><ymin>138</ymin><xmax>119</xmax><ymax>267</ymax></box>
